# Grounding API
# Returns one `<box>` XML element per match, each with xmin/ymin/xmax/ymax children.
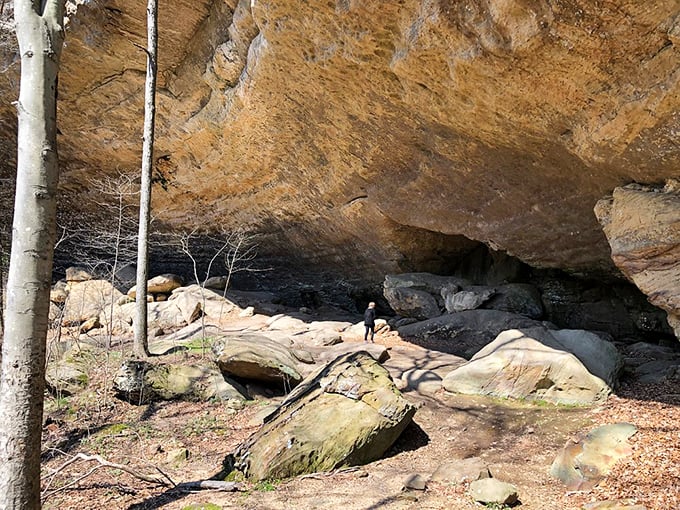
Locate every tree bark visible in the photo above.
<box><xmin>0</xmin><ymin>1</ymin><xmax>65</xmax><ymax>508</ymax></box>
<box><xmin>134</xmin><ymin>0</ymin><xmax>158</xmax><ymax>358</ymax></box>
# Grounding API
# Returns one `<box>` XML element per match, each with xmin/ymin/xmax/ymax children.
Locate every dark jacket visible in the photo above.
<box><xmin>363</xmin><ymin>307</ymin><xmax>376</xmax><ymax>326</ymax></box>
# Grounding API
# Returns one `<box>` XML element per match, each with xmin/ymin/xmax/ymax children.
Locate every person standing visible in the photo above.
<box><xmin>363</xmin><ymin>302</ymin><xmax>376</xmax><ymax>342</ymax></box>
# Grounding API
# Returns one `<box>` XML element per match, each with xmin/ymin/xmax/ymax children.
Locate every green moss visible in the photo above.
<box><xmin>103</xmin><ymin>423</ymin><xmax>130</xmax><ymax>435</ymax></box>
<box><xmin>223</xmin><ymin>470</ymin><xmax>246</xmax><ymax>483</ymax></box>
<box><xmin>183</xmin><ymin>337</ymin><xmax>216</xmax><ymax>351</ymax></box>
<box><xmin>180</xmin><ymin>504</ymin><xmax>222</xmax><ymax>510</ymax></box>
<box><xmin>253</xmin><ymin>479</ymin><xmax>279</xmax><ymax>492</ymax></box>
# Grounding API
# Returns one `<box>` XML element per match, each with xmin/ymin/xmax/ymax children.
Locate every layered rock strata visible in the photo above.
<box><xmin>0</xmin><ymin>1</ymin><xmax>678</xmax><ymax>283</ymax></box>
<box><xmin>595</xmin><ymin>181</ymin><xmax>680</xmax><ymax>338</ymax></box>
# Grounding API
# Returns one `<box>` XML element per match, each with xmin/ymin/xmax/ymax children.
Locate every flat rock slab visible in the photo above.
<box><xmin>551</xmin><ymin>423</ymin><xmax>637</xmax><ymax>490</ymax></box>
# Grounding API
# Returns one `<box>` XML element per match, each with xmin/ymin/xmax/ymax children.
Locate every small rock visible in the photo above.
<box><xmin>469</xmin><ymin>478</ymin><xmax>519</xmax><ymax>506</ymax></box>
<box><xmin>79</xmin><ymin>316</ymin><xmax>101</xmax><ymax>333</ymax></box>
<box><xmin>403</xmin><ymin>473</ymin><xmax>427</xmax><ymax>490</ymax></box>
<box><xmin>66</xmin><ymin>266</ymin><xmax>94</xmax><ymax>282</ymax></box>
<box><xmin>166</xmin><ymin>447</ymin><xmax>189</xmax><ymax>464</ymax></box>
<box><xmin>430</xmin><ymin>457</ymin><xmax>490</xmax><ymax>484</ymax></box>
<box><xmin>239</xmin><ymin>306</ymin><xmax>255</xmax><ymax>317</ymax></box>
<box><xmin>50</xmin><ymin>287</ymin><xmax>68</xmax><ymax>304</ymax></box>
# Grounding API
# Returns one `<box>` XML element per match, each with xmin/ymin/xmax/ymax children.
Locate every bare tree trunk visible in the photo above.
<box><xmin>0</xmin><ymin>1</ymin><xmax>65</xmax><ymax>508</ymax></box>
<box><xmin>134</xmin><ymin>0</ymin><xmax>158</xmax><ymax>358</ymax></box>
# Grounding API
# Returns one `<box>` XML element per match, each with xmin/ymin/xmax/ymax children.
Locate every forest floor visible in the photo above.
<box><xmin>40</xmin><ymin>332</ymin><xmax>680</xmax><ymax>510</ymax></box>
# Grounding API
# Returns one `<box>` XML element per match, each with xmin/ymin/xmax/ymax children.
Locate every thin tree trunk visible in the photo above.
<box><xmin>0</xmin><ymin>1</ymin><xmax>65</xmax><ymax>508</ymax></box>
<box><xmin>134</xmin><ymin>0</ymin><xmax>158</xmax><ymax>358</ymax></box>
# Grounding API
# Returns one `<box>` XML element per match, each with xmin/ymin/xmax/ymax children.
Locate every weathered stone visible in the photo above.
<box><xmin>397</xmin><ymin>309</ymin><xmax>547</xmax><ymax>359</ymax></box>
<box><xmin>314</xmin><ymin>342</ymin><xmax>390</xmax><ymax>366</ymax></box>
<box><xmin>385</xmin><ymin>273</ymin><xmax>469</xmax><ymax>296</ymax></box>
<box><xmin>443</xmin><ymin>327</ymin><xmax>620</xmax><ymax>405</ymax></box>
<box><xmin>203</xmin><ymin>275</ymin><xmax>229</xmax><ymax>290</ymax></box>
<box><xmin>113</xmin><ymin>360</ymin><xmax>247</xmax><ymax>404</ymax></box>
<box><xmin>403</xmin><ymin>473</ymin><xmax>426</xmax><ymax>490</ymax></box>
<box><xmin>430</xmin><ymin>457</ymin><xmax>490</xmax><ymax>484</ymax></box>
<box><xmin>128</xmin><ymin>274</ymin><xmax>183</xmax><ymax>298</ymax></box>
<box><xmin>1</xmin><ymin>1</ymin><xmax>678</xmax><ymax>285</ymax></box>
<box><xmin>595</xmin><ymin>182</ymin><xmax>680</xmax><ymax>339</ymax></box>
<box><xmin>50</xmin><ymin>287</ymin><xmax>69</xmax><ymax>304</ymax></box>
<box><xmin>62</xmin><ymin>280</ymin><xmax>124</xmax><ymax>326</ymax></box>
<box><xmin>169</xmin><ymin>284</ymin><xmax>238</xmax><ymax>323</ymax></box>
<box><xmin>166</xmin><ymin>447</ymin><xmax>189</xmax><ymax>465</ymax></box>
<box><xmin>443</xmin><ymin>286</ymin><xmax>495</xmax><ymax>313</ymax></box>
<box><xmin>469</xmin><ymin>478</ymin><xmax>519</xmax><ymax>506</ymax></box>
<box><xmin>65</xmin><ymin>266</ymin><xmax>94</xmax><ymax>283</ymax></box>
<box><xmin>298</xmin><ymin>328</ymin><xmax>343</xmax><ymax>347</ymax></box>
<box><xmin>266</xmin><ymin>314</ymin><xmax>308</xmax><ymax>331</ymax></box>
<box><xmin>548</xmin><ymin>329</ymin><xmax>623</xmax><ymax>387</ymax></box>
<box><xmin>550</xmin><ymin>423</ymin><xmax>637</xmax><ymax>490</ymax></box>
<box><xmin>384</xmin><ymin>286</ymin><xmax>441</xmax><ymax>320</ymax></box>
<box><xmin>79</xmin><ymin>316</ymin><xmax>101</xmax><ymax>333</ymax></box>
<box><xmin>482</xmin><ymin>283</ymin><xmax>544</xmax><ymax>319</ymax></box>
<box><xmin>45</xmin><ymin>343</ymin><xmax>96</xmax><ymax>396</ymax></box>
<box><xmin>229</xmin><ymin>351</ymin><xmax>416</xmax><ymax>481</ymax></box>
<box><xmin>213</xmin><ymin>334</ymin><xmax>303</xmax><ymax>389</ymax></box>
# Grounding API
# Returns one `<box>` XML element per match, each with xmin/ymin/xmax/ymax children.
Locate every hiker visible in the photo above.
<box><xmin>363</xmin><ymin>302</ymin><xmax>376</xmax><ymax>342</ymax></box>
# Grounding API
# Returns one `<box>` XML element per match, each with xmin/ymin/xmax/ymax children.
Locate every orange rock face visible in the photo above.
<box><xmin>0</xmin><ymin>1</ymin><xmax>678</xmax><ymax>281</ymax></box>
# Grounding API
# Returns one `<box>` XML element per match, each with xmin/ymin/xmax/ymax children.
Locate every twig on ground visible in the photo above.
<box><xmin>42</xmin><ymin>452</ymin><xmax>175</xmax><ymax>501</ymax></box>
<box><xmin>173</xmin><ymin>480</ymin><xmax>243</xmax><ymax>492</ymax></box>
<box><xmin>298</xmin><ymin>466</ymin><xmax>361</xmax><ymax>480</ymax></box>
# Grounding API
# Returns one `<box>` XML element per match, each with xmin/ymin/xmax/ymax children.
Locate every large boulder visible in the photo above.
<box><xmin>397</xmin><ymin>309</ymin><xmax>548</xmax><ymax>359</ymax></box>
<box><xmin>228</xmin><ymin>351</ymin><xmax>416</xmax><ymax>481</ymax></box>
<box><xmin>127</xmin><ymin>273</ymin><xmax>184</xmax><ymax>299</ymax></box>
<box><xmin>595</xmin><ymin>182</ymin><xmax>680</xmax><ymax>339</ymax></box>
<box><xmin>442</xmin><ymin>327</ymin><xmax>621</xmax><ymax>405</ymax></box>
<box><xmin>384</xmin><ymin>273</ymin><xmax>469</xmax><ymax>296</ymax></box>
<box><xmin>61</xmin><ymin>279</ymin><xmax>124</xmax><ymax>326</ymax></box>
<box><xmin>481</xmin><ymin>283</ymin><xmax>544</xmax><ymax>319</ymax></box>
<box><xmin>65</xmin><ymin>266</ymin><xmax>95</xmax><ymax>283</ymax></box>
<box><xmin>384</xmin><ymin>286</ymin><xmax>441</xmax><ymax>320</ymax></box>
<box><xmin>169</xmin><ymin>284</ymin><xmax>238</xmax><ymax>323</ymax></box>
<box><xmin>113</xmin><ymin>360</ymin><xmax>247</xmax><ymax>404</ymax></box>
<box><xmin>213</xmin><ymin>334</ymin><xmax>304</xmax><ymax>389</ymax></box>
<box><xmin>442</xmin><ymin>286</ymin><xmax>495</xmax><ymax>313</ymax></box>
<box><xmin>45</xmin><ymin>342</ymin><xmax>96</xmax><ymax>396</ymax></box>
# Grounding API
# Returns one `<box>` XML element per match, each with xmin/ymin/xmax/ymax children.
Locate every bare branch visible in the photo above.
<box><xmin>41</xmin><ymin>452</ymin><xmax>175</xmax><ymax>501</ymax></box>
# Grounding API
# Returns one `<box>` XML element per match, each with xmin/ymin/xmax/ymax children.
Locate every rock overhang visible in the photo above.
<box><xmin>0</xmin><ymin>0</ymin><xmax>677</xmax><ymax>283</ymax></box>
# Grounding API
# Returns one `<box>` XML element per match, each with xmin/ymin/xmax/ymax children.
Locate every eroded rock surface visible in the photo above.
<box><xmin>229</xmin><ymin>351</ymin><xmax>416</xmax><ymax>481</ymax></box>
<box><xmin>595</xmin><ymin>182</ymin><xmax>680</xmax><ymax>338</ymax></box>
<box><xmin>442</xmin><ymin>327</ymin><xmax>621</xmax><ymax>404</ymax></box>
<box><xmin>1</xmin><ymin>2</ymin><xmax>678</xmax><ymax>283</ymax></box>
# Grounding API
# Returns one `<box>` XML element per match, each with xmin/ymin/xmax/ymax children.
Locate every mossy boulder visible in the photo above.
<box><xmin>228</xmin><ymin>351</ymin><xmax>416</xmax><ymax>481</ymax></box>
<box><xmin>113</xmin><ymin>360</ymin><xmax>247</xmax><ymax>404</ymax></box>
<box><xmin>45</xmin><ymin>342</ymin><xmax>96</xmax><ymax>396</ymax></box>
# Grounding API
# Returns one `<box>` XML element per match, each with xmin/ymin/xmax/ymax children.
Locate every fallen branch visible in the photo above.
<box><xmin>42</xmin><ymin>452</ymin><xmax>175</xmax><ymax>501</ymax></box>
<box><xmin>298</xmin><ymin>466</ymin><xmax>361</xmax><ymax>480</ymax></box>
<box><xmin>174</xmin><ymin>480</ymin><xmax>243</xmax><ymax>492</ymax></box>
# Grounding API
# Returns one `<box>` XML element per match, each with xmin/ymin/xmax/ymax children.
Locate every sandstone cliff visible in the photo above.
<box><xmin>0</xmin><ymin>1</ymin><xmax>678</xmax><ymax>286</ymax></box>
